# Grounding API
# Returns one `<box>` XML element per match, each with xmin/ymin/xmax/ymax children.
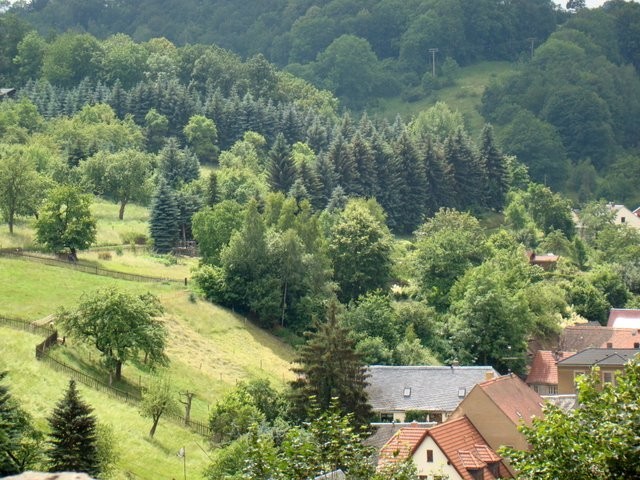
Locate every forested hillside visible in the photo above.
<box><xmin>2</xmin><ymin>2</ymin><xmax>640</xmax><ymax>478</ymax></box>
<box><xmin>8</xmin><ymin>0</ymin><xmax>561</xmax><ymax>107</ymax></box>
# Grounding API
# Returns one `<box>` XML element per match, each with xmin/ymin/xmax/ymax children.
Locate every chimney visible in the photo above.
<box><xmin>485</xmin><ymin>371</ymin><xmax>495</xmax><ymax>381</ymax></box>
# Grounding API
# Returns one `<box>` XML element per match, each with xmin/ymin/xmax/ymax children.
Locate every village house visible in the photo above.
<box><xmin>556</xmin><ymin>348</ymin><xmax>639</xmax><ymax>394</ymax></box>
<box><xmin>449</xmin><ymin>373</ymin><xmax>544</xmax><ymax>471</ymax></box>
<box><xmin>608</xmin><ymin>204</ymin><xmax>640</xmax><ymax>230</ymax></box>
<box><xmin>526</xmin><ymin>350</ymin><xmax>575</xmax><ymax>395</ymax></box>
<box><xmin>366</xmin><ymin>365</ymin><xmax>498</xmax><ymax>423</ymax></box>
<box><xmin>607</xmin><ymin>308</ymin><xmax>640</xmax><ymax>329</ymax></box>
<box><xmin>378</xmin><ymin>417</ymin><xmax>512</xmax><ymax>480</ymax></box>
<box><xmin>559</xmin><ymin>323</ymin><xmax>640</xmax><ymax>351</ymax></box>
<box><xmin>0</xmin><ymin>88</ymin><xmax>17</xmax><ymax>100</ymax></box>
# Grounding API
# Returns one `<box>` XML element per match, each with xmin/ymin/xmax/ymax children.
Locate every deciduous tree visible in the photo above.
<box><xmin>35</xmin><ymin>185</ymin><xmax>96</xmax><ymax>260</ymax></box>
<box><xmin>57</xmin><ymin>288</ymin><xmax>167</xmax><ymax>382</ymax></box>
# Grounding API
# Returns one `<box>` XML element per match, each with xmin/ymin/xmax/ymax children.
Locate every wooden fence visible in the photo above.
<box><xmin>0</xmin><ymin>315</ymin><xmax>211</xmax><ymax>437</ymax></box>
<box><xmin>0</xmin><ymin>249</ymin><xmax>178</xmax><ymax>284</ymax></box>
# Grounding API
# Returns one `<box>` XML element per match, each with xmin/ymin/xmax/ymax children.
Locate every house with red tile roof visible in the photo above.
<box><xmin>449</xmin><ymin>374</ymin><xmax>544</xmax><ymax>473</ymax></box>
<box><xmin>526</xmin><ymin>350</ymin><xmax>575</xmax><ymax>395</ymax></box>
<box><xmin>560</xmin><ymin>324</ymin><xmax>640</xmax><ymax>351</ymax></box>
<box><xmin>378</xmin><ymin>417</ymin><xmax>511</xmax><ymax>480</ymax></box>
<box><xmin>527</xmin><ymin>251</ymin><xmax>559</xmax><ymax>271</ymax></box>
<box><xmin>607</xmin><ymin>309</ymin><xmax>640</xmax><ymax>329</ymax></box>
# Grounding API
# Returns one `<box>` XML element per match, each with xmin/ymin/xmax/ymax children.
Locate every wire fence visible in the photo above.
<box><xmin>0</xmin><ymin>249</ymin><xmax>180</xmax><ymax>284</ymax></box>
<box><xmin>0</xmin><ymin>314</ymin><xmax>211</xmax><ymax>437</ymax></box>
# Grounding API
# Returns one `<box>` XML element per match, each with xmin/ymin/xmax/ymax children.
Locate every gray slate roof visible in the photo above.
<box><xmin>314</xmin><ymin>470</ymin><xmax>345</xmax><ymax>480</ymax></box>
<box><xmin>557</xmin><ymin>348</ymin><xmax>639</xmax><ymax>367</ymax></box>
<box><xmin>366</xmin><ymin>365</ymin><xmax>499</xmax><ymax>412</ymax></box>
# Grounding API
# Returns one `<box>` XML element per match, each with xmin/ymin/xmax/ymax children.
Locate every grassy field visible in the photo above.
<box><xmin>371</xmin><ymin>61</ymin><xmax>517</xmax><ymax>136</ymax></box>
<box><xmin>0</xmin><ymin>197</ymin><xmax>150</xmax><ymax>251</ymax></box>
<box><xmin>0</xmin><ymin>327</ymin><xmax>211</xmax><ymax>480</ymax></box>
<box><xmin>0</xmin><ymin>255</ymin><xmax>295</xmax><ymax>478</ymax></box>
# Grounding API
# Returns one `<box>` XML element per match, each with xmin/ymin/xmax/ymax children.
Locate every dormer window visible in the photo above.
<box><xmin>458</xmin><ymin>387</ymin><xmax>466</xmax><ymax>398</ymax></box>
<box><xmin>403</xmin><ymin>387</ymin><xmax>411</xmax><ymax>397</ymax></box>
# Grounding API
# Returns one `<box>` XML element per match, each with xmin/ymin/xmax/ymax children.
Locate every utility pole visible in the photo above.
<box><xmin>429</xmin><ymin>48</ymin><xmax>439</xmax><ymax>77</ymax></box>
<box><xmin>527</xmin><ymin>38</ymin><xmax>535</xmax><ymax>60</ymax></box>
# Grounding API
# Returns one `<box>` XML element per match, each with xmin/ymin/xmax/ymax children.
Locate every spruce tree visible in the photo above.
<box><xmin>349</xmin><ymin>133</ymin><xmax>378</xmax><ymax>197</ymax></box>
<box><xmin>267</xmin><ymin>133</ymin><xmax>296</xmax><ymax>193</ymax></box>
<box><xmin>290</xmin><ymin>302</ymin><xmax>372</xmax><ymax>428</ymax></box>
<box><xmin>371</xmin><ymin>133</ymin><xmax>403</xmax><ymax>232</ymax></box>
<box><xmin>480</xmin><ymin>124</ymin><xmax>510</xmax><ymax>211</ymax></box>
<box><xmin>1</xmin><ymin>371</ymin><xmax>26</xmax><ymax>475</ymax></box>
<box><xmin>422</xmin><ymin>138</ymin><xmax>456</xmax><ymax>214</ymax></box>
<box><xmin>327</xmin><ymin>134</ymin><xmax>357</xmax><ymax>195</ymax></box>
<box><xmin>150</xmin><ymin>179</ymin><xmax>179</xmax><ymax>253</ymax></box>
<box><xmin>47</xmin><ymin>381</ymin><xmax>100</xmax><ymax>477</ymax></box>
<box><xmin>444</xmin><ymin>127</ymin><xmax>487</xmax><ymax>211</ymax></box>
<box><xmin>393</xmin><ymin>131</ymin><xmax>428</xmax><ymax>234</ymax></box>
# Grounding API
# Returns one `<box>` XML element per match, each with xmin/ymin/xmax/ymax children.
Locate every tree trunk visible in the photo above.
<box><xmin>118</xmin><ymin>200</ymin><xmax>127</xmax><ymax>221</ymax></box>
<box><xmin>8</xmin><ymin>211</ymin><xmax>14</xmax><ymax>234</ymax></box>
<box><xmin>281</xmin><ymin>280</ymin><xmax>288</xmax><ymax>327</ymax></box>
<box><xmin>181</xmin><ymin>392</ymin><xmax>195</xmax><ymax>426</ymax></box>
<box><xmin>149</xmin><ymin>415</ymin><xmax>161</xmax><ymax>438</ymax></box>
<box><xmin>115</xmin><ymin>360</ymin><xmax>122</xmax><ymax>381</ymax></box>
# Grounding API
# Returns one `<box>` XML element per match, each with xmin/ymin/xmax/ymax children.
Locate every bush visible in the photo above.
<box><xmin>120</xmin><ymin>231</ymin><xmax>148</xmax><ymax>245</ymax></box>
<box><xmin>193</xmin><ymin>265</ymin><xmax>231</xmax><ymax>305</ymax></box>
<box><xmin>98</xmin><ymin>251</ymin><xmax>112</xmax><ymax>260</ymax></box>
<box><xmin>114</xmin><ymin>246</ymin><xmax>123</xmax><ymax>256</ymax></box>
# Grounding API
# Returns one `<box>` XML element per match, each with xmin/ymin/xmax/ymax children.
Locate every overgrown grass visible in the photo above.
<box><xmin>77</xmin><ymin>249</ymin><xmax>197</xmax><ymax>281</ymax></box>
<box><xmin>0</xmin><ymin>327</ymin><xmax>211</xmax><ymax>480</ymax></box>
<box><xmin>371</xmin><ymin>61</ymin><xmax>517</xmax><ymax>136</ymax></box>
<box><xmin>1</xmin><ymin>256</ymin><xmax>294</xmax><ymax>431</ymax></box>
<box><xmin>90</xmin><ymin>198</ymin><xmax>150</xmax><ymax>247</ymax></box>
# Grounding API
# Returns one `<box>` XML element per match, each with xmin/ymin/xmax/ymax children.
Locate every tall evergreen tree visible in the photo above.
<box><xmin>158</xmin><ymin>137</ymin><xmax>199</xmax><ymax>188</ymax></box>
<box><xmin>422</xmin><ymin>138</ymin><xmax>456</xmax><ymax>214</ymax></box>
<box><xmin>371</xmin><ymin>133</ymin><xmax>403</xmax><ymax>232</ymax></box>
<box><xmin>479</xmin><ymin>124</ymin><xmax>510</xmax><ymax>211</ymax></box>
<box><xmin>349</xmin><ymin>133</ymin><xmax>378</xmax><ymax>197</ymax></box>
<box><xmin>444</xmin><ymin>127</ymin><xmax>487</xmax><ymax>211</ymax></box>
<box><xmin>327</xmin><ymin>134</ymin><xmax>357</xmax><ymax>195</ymax></box>
<box><xmin>47</xmin><ymin>380</ymin><xmax>100</xmax><ymax>477</ymax></box>
<box><xmin>149</xmin><ymin>179</ymin><xmax>179</xmax><ymax>253</ymax></box>
<box><xmin>290</xmin><ymin>302</ymin><xmax>372</xmax><ymax>428</ymax></box>
<box><xmin>296</xmin><ymin>157</ymin><xmax>324</xmax><ymax>210</ymax></box>
<box><xmin>267</xmin><ymin>133</ymin><xmax>296</xmax><ymax>193</ymax></box>
<box><xmin>393</xmin><ymin>131</ymin><xmax>428</xmax><ymax>234</ymax></box>
<box><xmin>315</xmin><ymin>152</ymin><xmax>337</xmax><ymax>208</ymax></box>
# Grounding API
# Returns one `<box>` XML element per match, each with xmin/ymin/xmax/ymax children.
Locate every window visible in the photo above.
<box><xmin>458</xmin><ymin>387</ymin><xmax>466</xmax><ymax>398</ymax></box>
<box><xmin>488</xmin><ymin>462</ymin><xmax>501</xmax><ymax>477</ymax></box>
<box><xmin>469</xmin><ymin>468</ymin><xmax>484</xmax><ymax>480</ymax></box>
<box><xmin>621</xmin><ymin>217</ymin><xmax>626</xmax><ymax>223</ymax></box>
<box><xmin>380</xmin><ymin>413</ymin><xmax>394</xmax><ymax>423</ymax></box>
<box><xmin>603</xmin><ymin>372</ymin><xmax>614</xmax><ymax>385</ymax></box>
<box><xmin>403</xmin><ymin>387</ymin><xmax>411</xmax><ymax>397</ymax></box>
<box><xmin>426</xmin><ymin>450</ymin><xmax>434</xmax><ymax>462</ymax></box>
<box><xmin>549</xmin><ymin>385</ymin><xmax>558</xmax><ymax>394</ymax></box>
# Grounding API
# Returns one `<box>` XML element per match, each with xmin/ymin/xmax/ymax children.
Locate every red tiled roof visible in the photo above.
<box><xmin>378</xmin><ymin>417</ymin><xmax>511</xmax><ymax>479</ymax></box>
<box><xmin>477</xmin><ymin>374</ymin><xmax>544</xmax><ymax>426</ymax></box>
<box><xmin>562</xmin><ymin>324</ymin><xmax>640</xmax><ymax>350</ymax></box>
<box><xmin>458</xmin><ymin>450</ymin><xmax>486</xmax><ymax>470</ymax></box>
<box><xmin>377</xmin><ymin>423</ymin><xmax>428</xmax><ymax>464</ymax></box>
<box><xmin>607</xmin><ymin>309</ymin><xmax>640</xmax><ymax>328</ymax></box>
<box><xmin>429</xmin><ymin>416</ymin><xmax>510</xmax><ymax>480</ymax></box>
<box><xmin>526</xmin><ymin>351</ymin><xmax>575</xmax><ymax>385</ymax></box>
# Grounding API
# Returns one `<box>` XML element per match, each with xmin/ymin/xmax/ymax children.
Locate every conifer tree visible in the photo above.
<box><xmin>422</xmin><ymin>138</ymin><xmax>456</xmax><ymax>214</ymax></box>
<box><xmin>327</xmin><ymin>134</ymin><xmax>357</xmax><ymax>195</ymax></box>
<box><xmin>371</xmin><ymin>133</ymin><xmax>403</xmax><ymax>232</ymax></box>
<box><xmin>315</xmin><ymin>153</ymin><xmax>337</xmax><ymax>208</ymax></box>
<box><xmin>150</xmin><ymin>179</ymin><xmax>179</xmax><ymax>253</ymax></box>
<box><xmin>349</xmin><ymin>133</ymin><xmax>378</xmax><ymax>197</ymax></box>
<box><xmin>444</xmin><ymin>127</ymin><xmax>487</xmax><ymax>211</ymax></box>
<box><xmin>290</xmin><ymin>302</ymin><xmax>372</xmax><ymax>428</ymax></box>
<box><xmin>296</xmin><ymin>157</ymin><xmax>324</xmax><ymax>210</ymax></box>
<box><xmin>47</xmin><ymin>381</ymin><xmax>100</xmax><ymax>477</ymax></box>
<box><xmin>480</xmin><ymin>124</ymin><xmax>510</xmax><ymax>211</ymax></box>
<box><xmin>393</xmin><ymin>131</ymin><xmax>428</xmax><ymax>234</ymax></box>
<box><xmin>267</xmin><ymin>133</ymin><xmax>296</xmax><ymax>193</ymax></box>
